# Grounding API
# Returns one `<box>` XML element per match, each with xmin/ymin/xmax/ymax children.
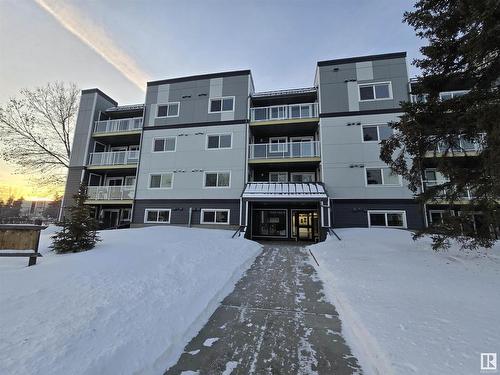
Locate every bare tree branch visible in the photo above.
<box><xmin>0</xmin><ymin>82</ymin><xmax>79</xmax><ymax>185</ymax></box>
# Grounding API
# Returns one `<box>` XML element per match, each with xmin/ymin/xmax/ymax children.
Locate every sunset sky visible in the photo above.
<box><xmin>0</xmin><ymin>0</ymin><xmax>423</xmax><ymax>201</ymax></box>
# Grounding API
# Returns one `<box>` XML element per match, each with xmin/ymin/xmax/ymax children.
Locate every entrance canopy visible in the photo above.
<box><xmin>242</xmin><ymin>182</ymin><xmax>328</xmax><ymax>199</ymax></box>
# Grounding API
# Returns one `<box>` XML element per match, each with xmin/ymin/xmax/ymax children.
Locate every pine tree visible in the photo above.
<box><xmin>51</xmin><ymin>185</ymin><xmax>100</xmax><ymax>253</ymax></box>
<box><xmin>380</xmin><ymin>0</ymin><xmax>500</xmax><ymax>250</ymax></box>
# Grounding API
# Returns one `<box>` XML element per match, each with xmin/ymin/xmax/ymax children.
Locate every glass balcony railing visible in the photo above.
<box><xmin>88</xmin><ymin>151</ymin><xmax>139</xmax><ymax>166</ymax></box>
<box><xmin>248</xmin><ymin>141</ymin><xmax>320</xmax><ymax>160</ymax></box>
<box><xmin>94</xmin><ymin>117</ymin><xmax>143</xmax><ymax>134</ymax></box>
<box><xmin>423</xmin><ymin>180</ymin><xmax>475</xmax><ymax>200</ymax></box>
<box><xmin>87</xmin><ymin>185</ymin><xmax>135</xmax><ymax>200</ymax></box>
<box><xmin>429</xmin><ymin>135</ymin><xmax>483</xmax><ymax>154</ymax></box>
<box><xmin>251</xmin><ymin>103</ymin><xmax>318</xmax><ymax>122</ymax></box>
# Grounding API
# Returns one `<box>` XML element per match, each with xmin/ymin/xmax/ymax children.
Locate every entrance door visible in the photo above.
<box><xmin>102</xmin><ymin>209</ymin><xmax>120</xmax><ymax>228</ymax></box>
<box><xmin>294</xmin><ymin>211</ymin><xmax>317</xmax><ymax>241</ymax></box>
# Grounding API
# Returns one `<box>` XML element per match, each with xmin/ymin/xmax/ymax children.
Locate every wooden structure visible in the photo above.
<box><xmin>0</xmin><ymin>224</ymin><xmax>47</xmax><ymax>266</ymax></box>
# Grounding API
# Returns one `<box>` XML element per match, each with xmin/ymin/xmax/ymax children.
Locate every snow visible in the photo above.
<box><xmin>309</xmin><ymin>228</ymin><xmax>500</xmax><ymax>375</ymax></box>
<box><xmin>0</xmin><ymin>225</ymin><xmax>261</xmax><ymax>375</ymax></box>
<box><xmin>222</xmin><ymin>360</ymin><xmax>239</xmax><ymax>374</ymax></box>
<box><xmin>202</xmin><ymin>337</ymin><xmax>219</xmax><ymax>347</ymax></box>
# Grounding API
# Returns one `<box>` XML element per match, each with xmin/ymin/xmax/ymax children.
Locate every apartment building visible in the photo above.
<box><xmin>63</xmin><ymin>52</ymin><xmax>433</xmax><ymax>241</ymax></box>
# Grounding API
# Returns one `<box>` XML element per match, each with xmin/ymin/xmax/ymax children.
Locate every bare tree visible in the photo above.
<box><xmin>0</xmin><ymin>82</ymin><xmax>79</xmax><ymax>186</ymax></box>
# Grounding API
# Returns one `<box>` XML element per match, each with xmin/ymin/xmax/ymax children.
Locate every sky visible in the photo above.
<box><xmin>0</xmin><ymin>0</ymin><xmax>424</xmax><ymax>199</ymax></box>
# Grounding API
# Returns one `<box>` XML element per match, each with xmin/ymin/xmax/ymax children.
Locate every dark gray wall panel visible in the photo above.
<box><xmin>331</xmin><ymin>199</ymin><xmax>425</xmax><ymax>229</ymax></box>
<box><xmin>133</xmin><ymin>199</ymin><xmax>241</xmax><ymax>225</ymax></box>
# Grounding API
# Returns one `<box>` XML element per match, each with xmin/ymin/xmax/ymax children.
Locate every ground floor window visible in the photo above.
<box><xmin>144</xmin><ymin>209</ymin><xmax>171</xmax><ymax>223</ymax></box>
<box><xmin>200</xmin><ymin>209</ymin><xmax>230</xmax><ymax>224</ymax></box>
<box><xmin>252</xmin><ymin>209</ymin><xmax>287</xmax><ymax>237</ymax></box>
<box><xmin>367</xmin><ymin>210</ymin><xmax>407</xmax><ymax>228</ymax></box>
<box><xmin>121</xmin><ymin>208</ymin><xmax>131</xmax><ymax>221</ymax></box>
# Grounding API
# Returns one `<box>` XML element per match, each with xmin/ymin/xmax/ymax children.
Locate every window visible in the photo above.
<box><xmin>269</xmin><ymin>172</ymin><xmax>288</xmax><ymax>182</ymax></box>
<box><xmin>366</xmin><ymin>168</ymin><xmax>401</xmax><ymax>186</ymax></box>
<box><xmin>269</xmin><ymin>137</ymin><xmax>288</xmax><ymax>153</ymax></box>
<box><xmin>200</xmin><ymin>209</ymin><xmax>230</xmax><ymax>224</ymax></box>
<box><xmin>204</xmin><ymin>171</ymin><xmax>230</xmax><ymax>188</ymax></box>
<box><xmin>149</xmin><ymin>173</ymin><xmax>173</xmax><ymax>189</ymax></box>
<box><xmin>153</xmin><ymin>137</ymin><xmax>176</xmax><ymax>152</ymax></box>
<box><xmin>358</xmin><ymin>82</ymin><xmax>393</xmax><ymax>101</ymax></box>
<box><xmin>439</xmin><ymin>90</ymin><xmax>468</xmax><ymax>101</ymax></box>
<box><xmin>121</xmin><ymin>209</ymin><xmax>131</xmax><ymax>221</ymax></box>
<box><xmin>144</xmin><ymin>209</ymin><xmax>171</xmax><ymax>223</ymax></box>
<box><xmin>290</xmin><ymin>172</ymin><xmax>316</xmax><ymax>182</ymax></box>
<box><xmin>207</xmin><ymin>134</ymin><xmax>232</xmax><ymax>149</ymax></box>
<box><xmin>368</xmin><ymin>211</ymin><xmax>406</xmax><ymax>228</ymax></box>
<box><xmin>362</xmin><ymin>124</ymin><xmax>393</xmax><ymax>142</ymax></box>
<box><xmin>209</xmin><ymin>97</ymin><xmax>234</xmax><ymax>113</ymax></box>
<box><xmin>157</xmin><ymin>103</ymin><xmax>180</xmax><ymax>118</ymax></box>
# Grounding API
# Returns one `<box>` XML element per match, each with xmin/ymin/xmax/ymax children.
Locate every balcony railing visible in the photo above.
<box><xmin>87</xmin><ymin>185</ymin><xmax>135</xmax><ymax>200</ymax></box>
<box><xmin>248</xmin><ymin>141</ymin><xmax>320</xmax><ymax>160</ymax></box>
<box><xmin>94</xmin><ymin>117</ymin><xmax>143</xmax><ymax>134</ymax></box>
<box><xmin>423</xmin><ymin>180</ymin><xmax>475</xmax><ymax>200</ymax></box>
<box><xmin>251</xmin><ymin>103</ymin><xmax>318</xmax><ymax>122</ymax></box>
<box><xmin>88</xmin><ymin>150</ymin><xmax>139</xmax><ymax>166</ymax></box>
<box><xmin>429</xmin><ymin>135</ymin><xmax>483</xmax><ymax>154</ymax></box>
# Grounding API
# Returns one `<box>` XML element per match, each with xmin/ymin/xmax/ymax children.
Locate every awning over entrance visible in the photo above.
<box><xmin>242</xmin><ymin>182</ymin><xmax>328</xmax><ymax>199</ymax></box>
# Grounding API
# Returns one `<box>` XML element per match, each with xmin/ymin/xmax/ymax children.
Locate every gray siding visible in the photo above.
<box><xmin>61</xmin><ymin>166</ymin><xmax>84</xmax><ymax>213</ymax></box>
<box><xmin>133</xmin><ymin>199</ymin><xmax>241</xmax><ymax>226</ymax></box>
<box><xmin>320</xmin><ymin>113</ymin><xmax>414</xmax><ymax>199</ymax></box>
<box><xmin>136</xmin><ymin>123</ymin><xmax>247</xmax><ymax>200</ymax></box>
<box><xmin>331</xmin><ymin>199</ymin><xmax>425</xmax><ymax>229</ymax></box>
<box><xmin>145</xmin><ymin>74</ymin><xmax>250</xmax><ymax>128</ymax></box>
<box><xmin>318</xmin><ymin>56</ymin><xmax>409</xmax><ymax>114</ymax></box>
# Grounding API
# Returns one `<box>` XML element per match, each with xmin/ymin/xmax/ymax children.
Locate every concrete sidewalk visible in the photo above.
<box><xmin>165</xmin><ymin>243</ymin><xmax>362</xmax><ymax>375</ymax></box>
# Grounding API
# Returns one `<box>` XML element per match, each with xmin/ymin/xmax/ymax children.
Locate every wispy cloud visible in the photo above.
<box><xmin>34</xmin><ymin>0</ymin><xmax>150</xmax><ymax>91</ymax></box>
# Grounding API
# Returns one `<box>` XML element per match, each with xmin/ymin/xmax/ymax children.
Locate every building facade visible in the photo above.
<box><xmin>63</xmin><ymin>52</ymin><xmax>435</xmax><ymax>241</ymax></box>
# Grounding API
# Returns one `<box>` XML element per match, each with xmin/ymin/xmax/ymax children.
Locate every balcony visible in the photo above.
<box><xmin>425</xmin><ymin>135</ymin><xmax>483</xmax><ymax>157</ymax></box>
<box><xmin>86</xmin><ymin>185</ymin><xmax>135</xmax><ymax>202</ymax></box>
<box><xmin>94</xmin><ymin>117</ymin><xmax>143</xmax><ymax>135</ymax></box>
<box><xmin>250</xmin><ymin>103</ymin><xmax>318</xmax><ymax>123</ymax></box>
<box><xmin>423</xmin><ymin>180</ymin><xmax>475</xmax><ymax>201</ymax></box>
<box><xmin>248</xmin><ymin>141</ymin><xmax>320</xmax><ymax>163</ymax></box>
<box><xmin>88</xmin><ymin>150</ymin><xmax>139</xmax><ymax>168</ymax></box>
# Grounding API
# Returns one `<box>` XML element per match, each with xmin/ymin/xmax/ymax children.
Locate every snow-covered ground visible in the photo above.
<box><xmin>0</xmin><ymin>226</ymin><xmax>261</xmax><ymax>375</ymax></box>
<box><xmin>310</xmin><ymin>228</ymin><xmax>500</xmax><ymax>375</ymax></box>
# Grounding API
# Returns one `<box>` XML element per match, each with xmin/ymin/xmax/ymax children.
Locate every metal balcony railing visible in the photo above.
<box><xmin>251</xmin><ymin>103</ymin><xmax>318</xmax><ymax>122</ymax></box>
<box><xmin>423</xmin><ymin>180</ymin><xmax>475</xmax><ymax>200</ymax></box>
<box><xmin>87</xmin><ymin>185</ymin><xmax>135</xmax><ymax>200</ymax></box>
<box><xmin>94</xmin><ymin>117</ymin><xmax>143</xmax><ymax>134</ymax></box>
<box><xmin>248</xmin><ymin>141</ymin><xmax>320</xmax><ymax>160</ymax></box>
<box><xmin>88</xmin><ymin>150</ymin><xmax>139</xmax><ymax>166</ymax></box>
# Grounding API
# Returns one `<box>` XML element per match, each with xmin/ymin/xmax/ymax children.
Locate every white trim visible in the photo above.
<box><xmin>144</xmin><ymin>208</ymin><xmax>172</xmax><ymax>224</ymax></box>
<box><xmin>105</xmin><ymin>176</ymin><xmax>124</xmax><ymax>186</ymax></box>
<box><xmin>367</xmin><ymin>210</ymin><xmax>407</xmax><ymax>228</ymax></box>
<box><xmin>290</xmin><ymin>209</ymin><xmax>318</xmax><ymax>240</ymax></box>
<box><xmin>205</xmin><ymin>132</ymin><xmax>233</xmax><ymax>150</ymax></box>
<box><xmin>148</xmin><ymin>172</ymin><xmax>174</xmax><ymax>189</ymax></box>
<box><xmin>200</xmin><ymin>208</ymin><xmax>231</xmax><ymax>225</ymax></box>
<box><xmin>364</xmin><ymin>166</ymin><xmax>402</xmax><ymax>187</ymax></box>
<box><xmin>152</xmin><ymin>136</ymin><xmax>177</xmax><ymax>152</ymax></box>
<box><xmin>358</xmin><ymin>81</ymin><xmax>393</xmax><ymax>101</ymax></box>
<box><xmin>203</xmin><ymin>170</ymin><xmax>231</xmax><ymax>188</ymax></box>
<box><xmin>360</xmin><ymin>123</ymin><xmax>393</xmax><ymax>143</ymax></box>
<box><xmin>88</xmin><ymin>173</ymin><xmax>102</xmax><ymax>186</ymax></box>
<box><xmin>156</xmin><ymin>102</ymin><xmax>180</xmax><ymax>118</ymax></box>
<box><xmin>208</xmin><ymin>96</ymin><xmax>235</xmax><ymax>113</ymax></box>
<box><xmin>269</xmin><ymin>171</ymin><xmax>288</xmax><ymax>182</ymax></box>
<box><xmin>121</xmin><ymin>208</ymin><xmax>132</xmax><ymax>221</ymax></box>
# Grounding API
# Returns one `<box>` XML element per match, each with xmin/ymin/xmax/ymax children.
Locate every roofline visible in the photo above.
<box><xmin>81</xmin><ymin>88</ymin><xmax>118</xmax><ymax>106</ymax></box>
<box><xmin>317</xmin><ymin>52</ymin><xmax>407</xmax><ymax>67</ymax></box>
<box><xmin>147</xmin><ymin>69</ymin><xmax>252</xmax><ymax>87</ymax></box>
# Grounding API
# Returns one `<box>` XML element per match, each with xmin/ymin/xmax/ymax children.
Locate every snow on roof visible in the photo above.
<box><xmin>252</xmin><ymin>87</ymin><xmax>317</xmax><ymax>98</ymax></box>
<box><xmin>242</xmin><ymin>182</ymin><xmax>328</xmax><ymax>199</ymax></box>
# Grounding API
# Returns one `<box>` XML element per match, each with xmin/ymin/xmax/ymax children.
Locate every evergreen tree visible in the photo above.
<box><xmin>51</xmin><ymin>185</ymin><xmax>100</xmax><ymax>254</ymax></box>
<box><xmin>380</xmin><ymin>0</ymin><xmax>500</xmax><ymax>249</ymax></box>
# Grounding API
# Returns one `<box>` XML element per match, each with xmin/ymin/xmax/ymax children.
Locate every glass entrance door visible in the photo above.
<box><xmin>293</xmin><ymin>211</ymin><xmax>318</xmax><ymax>241</ymax></box>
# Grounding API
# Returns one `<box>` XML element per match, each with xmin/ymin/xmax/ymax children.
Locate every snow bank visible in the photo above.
<box><xmin>310</xmin><ymin>228</ymin><xmax>500</xmax><ymax>375</ymax></box>
<box><xmin>0</xmin><ymin>226</ymin><xmax>261</xmax><ymax>375</ymax></box>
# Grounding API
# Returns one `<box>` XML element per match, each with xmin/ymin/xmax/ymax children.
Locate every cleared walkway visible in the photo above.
<box><xmin>165</xmin><ymin>243</ymin><xmax>362</xmax><ymax>375</ymax></box>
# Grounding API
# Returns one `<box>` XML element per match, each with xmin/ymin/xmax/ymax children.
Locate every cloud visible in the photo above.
<box><xmin>34</xmin><ymin>0</ymin><xmax>150</xmax><ymax>91</ymax></box>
